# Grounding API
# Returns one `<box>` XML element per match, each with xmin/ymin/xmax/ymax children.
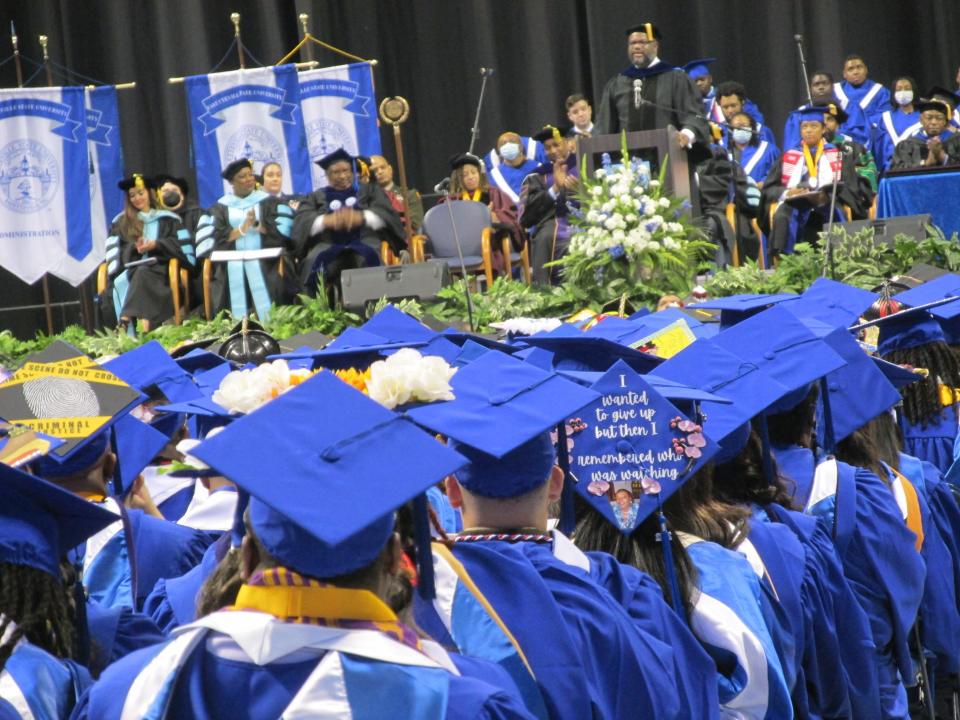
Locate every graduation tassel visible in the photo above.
<box><xmin>556</xmin><ymin>422</ymin><xmax>577</xmax><ymax>536</ymax></box>
<box><xmin>412</xmin><ymin>494</ymin><xmax>436</xmax><ymax>600</ymax></box>
<box><xmin>818</xmin><ymin>377</ymin><xmax>837</xmax><ymax>455</ymax></box>
<box><xmin>756</xmin><ymin>413</ymin><xmax>777</xmax><ymax>487</ymax></box>
<box><xmin>656</xmin><ymin>503</ymin><xmax>685</xmax><ymax>618</ymax></box>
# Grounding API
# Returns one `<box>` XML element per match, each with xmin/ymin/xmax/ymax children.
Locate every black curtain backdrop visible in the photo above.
<box><xmin>0</xmin><ymin>0</ymin><xmax>958</xmax><ymax>338</ymax></box>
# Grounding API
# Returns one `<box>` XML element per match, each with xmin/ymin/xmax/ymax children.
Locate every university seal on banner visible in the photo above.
<box><xmin>223</xmin><ymin>125</ymin><xmax>282</xmax><ymax>171</ymax></box>
<box><xmin>0</xmin><ymin>139</ymin><xmax>60</xmax><ymax>213</ymax></box>
<box><xmin>306</xmin><ymin>119</ymin><xmax>355</xmax><ymax>185</ymax></box>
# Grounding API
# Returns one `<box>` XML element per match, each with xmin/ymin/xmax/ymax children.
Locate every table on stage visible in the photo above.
<box><xmin>877</xmin><ymin>167</ymin><xmax>960</xmax><ymax>238</ymax></box>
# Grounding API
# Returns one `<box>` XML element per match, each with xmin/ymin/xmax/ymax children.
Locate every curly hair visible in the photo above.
<box><xmin>883</xmin><ymin>342</ymin><xmax>960</xmax><ymax>428</ymax></box>
<box><xmin>0</xmin><ymin>562</ymin><xmax>77</xmax><ymax>670</ymax></box>
<box><xmin>712</xmin><ymin>429</ymin><xmax>798</xmax><ymax>509</ymax></box>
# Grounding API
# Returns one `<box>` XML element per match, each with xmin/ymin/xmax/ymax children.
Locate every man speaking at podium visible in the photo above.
<box><xmin>595</xmin><ymin>22</ymin><xmax>710</xmax><ymax>154</ymax></box>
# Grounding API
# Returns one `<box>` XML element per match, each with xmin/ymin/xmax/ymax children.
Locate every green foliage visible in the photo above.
<box><xmin>423</xmin><ymin>277</ymin><xmax>571</xmax><ymax>332</ymax></box>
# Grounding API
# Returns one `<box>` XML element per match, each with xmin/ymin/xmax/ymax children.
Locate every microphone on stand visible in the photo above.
<box><xmin>480</xmin><ymin>67</ymin><xmax>495</xmax><ymax>77</ymax></box>
<box><xmin>433</xmin><ymin>177</ymin><xmax>451</xmax><ymax>194</ymax></box>
<box><xmin>633</xmin><ymin>79</ymin><xmax>643</xmax><ymax>109</ymax></box>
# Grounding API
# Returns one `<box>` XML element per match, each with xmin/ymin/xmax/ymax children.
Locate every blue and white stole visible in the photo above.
<box><xmin>0</xmin><ymin>630</ymin><xmax>87</xmax><ymax>720</ymax></box>
<box><xmin>73</xmin><ymin>495</ymin><xmax>134</xmax><ymax>609</ymax></box>
<box><xmin>218</xmin><ymin>189</ymin><xmax>273</xmax><ymax>320</ymax></box>
<box><xmin>118</xmin><ymin>609</ymin><xmax>460</xmax><ymax>720</ymax></box>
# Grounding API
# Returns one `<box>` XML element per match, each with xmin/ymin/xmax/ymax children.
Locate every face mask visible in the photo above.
<box><xmin>731</xmin><ymin>128</ymin><xmax>753</xmax><ymax>145</ymax></box>
<box><xmin>894</xmin><ymin>90</ymin><xmax>914</xmax><ymax>106</ymax></box>
<box><xmin>161</xmin><ymin>190</ymin><xmax>182</xmax><ymax>208</ymax></box>
<box><xmin>499</xmin><ymin>142</ymin><xmax>521</xmax><ymax>161</ymax></box>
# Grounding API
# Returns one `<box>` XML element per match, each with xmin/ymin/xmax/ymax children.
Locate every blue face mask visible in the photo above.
<box><xmin>731</xmin><ymin>128</ymin><xmax>753</xmax><ymax>145</ymax></box>
<box><xmin>499</xmin><ymin>142</ymin><xmax>521</xmax><ymax>161</ymax></box>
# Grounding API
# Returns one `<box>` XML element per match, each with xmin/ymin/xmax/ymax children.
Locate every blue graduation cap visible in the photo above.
<box><xmin>454</xmin><ymin>339</ymin><xmax>496</xmax><ymax>367</ymax></box>
<box><xmin>784</xmin><ymin>278</ymin><xmax>877</xmax><ymax>329</ymax></box>
<box><xmin>173</xmin><ymin>348</ymin><xmax>231</xmax><ymax>375</ymax></box>
<box><xmin>874</xmin><ymin>357</ymin><xmax>923</xmax><ymax>389</ymax></box>
<box><xmin>711</xmin><ymin>306</ymin><xmax>847</xmax><ymax>392</ymax></box>
<box><xmin>689</xmin><ymin>293</ymin><xmax>799</xmax><ymax>330</ymax></box>
<box><xmin>191</xmin><ymin>371</ymin><xmax>466</xmax><ymax>580</ymax></box>
<box><xmin>518</xmin><ymin>328</ymin><xmax>663</xmax><ymax>373</ymax></box>
<box><xmin>0</xmin><ymin>462</ymin><xmax>118</xmax><ymax>578</ymax></box>
<box><xmin>682</xmin><ymin>58</ymin><xmax>715</xmax><ymax>79</ymax></box>
<box><xmin>102</xmin><ymin>341</ymin><xmax>202</xmax><ymax>405</ymax></box>
<box><xmin>111</xmin><ymin>414</ymin><xmax>172</xmax><ymax>496</ymax></box>
<box><xmin>796</xmin><ymin>106</ymin><xmax>829</xmax><ymax>124</ymax></box>
<box><xmin>655</xmin><ymin>340</ymin><xmax>794</xmax><ymax>462</ymax></box>
<box><xmin>623</xmin><ymin>307</ymin><xmax>716</xmax><ymax>341</ymax></box>
<box><xmin>405</xmin><ymin>349</ymin><xmax>600</xmax><ymax>464</ymax></box>
<box><xmin>874</xmin><ymin>306</ymin><xmax>947</xmax><ymax>357</ymax></box>
<box><xmin>269</xmin><ymin>327</ymin><xmax>427</xmax><ymax>369</ymax></box>
<box><xmin>439</xmin><ymin>328</ymin><xmax>517</xmax><ymax>354</ymax></box>
<box><xmin>568</xmin><ymin>361</ymin><xmax>719</xmax><ymax>534</ymax></box>
<box><xmin>0</xmin><ymin>421</ymin><xmax>65</xmax><ymax>469</ymax></box>
<box><xmin>361</xmin><ymin>305</ymin><xmax>436</xmax><ymax>343</ymax></box>
<box><xmin>893</xmin><ymin>273</ymin><xmax>960</xmax><ymax>343</ymax></box>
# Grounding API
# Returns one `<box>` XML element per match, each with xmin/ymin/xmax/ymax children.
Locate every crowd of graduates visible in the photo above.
<box><xmin>4</xmin><ymin>263</ymin><xmax>960</xmax><ymax>719</ymax></box>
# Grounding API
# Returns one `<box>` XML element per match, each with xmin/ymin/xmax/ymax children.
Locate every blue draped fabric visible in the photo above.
<box><xmin>877</xmin><ymin>171</ymin><xmax>960</xmax><ymax>239</ymax></box>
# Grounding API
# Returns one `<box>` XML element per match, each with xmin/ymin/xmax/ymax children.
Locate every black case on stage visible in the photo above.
<box><xmin>340</xmin><ymin>260</ymin><xmax>452</xmax><ymax>311</ymax></box>
<box><xmin>844</xmin><ymin>214</ymin><xmax>932</xmax><ymax>245</ymax></box>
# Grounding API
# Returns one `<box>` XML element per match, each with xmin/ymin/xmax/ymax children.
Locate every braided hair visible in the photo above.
<box><xmin>883</xmin><ymin>341</ymin><xmax>960</xmax><ymax>428</ymax></box>
<box><xmin>0</xmin><ymin>562</ymin><xmax>76</xmax><ymax>670</ymax></box>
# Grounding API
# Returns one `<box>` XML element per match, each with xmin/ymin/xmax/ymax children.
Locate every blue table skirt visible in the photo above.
<box><xmin>877</xmin><ymin>170</ymin><xmax>960</xmax><ymax>238</ymax></box>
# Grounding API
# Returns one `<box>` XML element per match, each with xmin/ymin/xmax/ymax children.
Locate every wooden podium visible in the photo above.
<box><xmin>577</xmin><ymin>127</ymin><xmax>700</xmax><ymax>216</ymax></box>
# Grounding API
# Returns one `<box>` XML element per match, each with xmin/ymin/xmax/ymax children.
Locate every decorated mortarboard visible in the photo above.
<box><xmin>565</xmin><ymin>361</ymin><xmax>718</xmax><ymax>533</ymax></box>
<box><xmin>783</xmin><ymin>277</ymin><xmax>877</xmax><ymax>329</ymax></box>
<box><xmin>191</xmin><ymin>371</ymin><xmax>467</xmax><ymax>579</ymax></box>
<box><xmin>0</xmin><ymin>462</ymin><xmax>118</xmax><ymax>578</ymax></box>
<box><xmin>406</xmin><ymin>350</ymin><xmax>599</xmax><ymax>461</ymax></box>
<box><xmin>449</xmin><ymin>152</ymin><xmax>484</xmax><ymax>171</ymax></box>
<box><xmin>586</xmin><ymin>313</ymin><xmax>701</xmax><ymax>358</ymax></box>
<box><xmin>655</xmin><ymin>339</ymin><xmax>793</xmax><ymax>462</ymax></box>
<box><xmin>557</xmin><ymin>369</ymin><xmax>733</xmax><ymax>404</ymax></box>
<box><xmin>711</xmin><ymin>306</ymin><xmax>847</xmax><ymax>393</ymax></box>
<box><xmin>625</xmin><ymin>22</ymin><xmax>661</xmax><ymax>39</ymax></box>
<box><xmin>0</xmin><ymin>421</ymin><xmax>65</xmax><ymax>469</ymax></box>
<box><xmin>519</xmin><ymin>326</ymin><xmax>663</xmax><ymax>373</ymax></box>
<box><xmin>102</xmin><ymin>341</ymin><xmax>202</xmax><ymax>405</ymax></box>
<box><xmin>689</xmin><ymin>293</ymin><xmax>799</xmax><ymax>330</ymax></box>
<box><xmin>221</xmin><ymin>158</ymin><xmax>253</xmax><ymax>181</ymax></box>
<box><xmin>532</xmin><ymin>123</ymin><xmax>574</xmax><ymax>144</ymax></box>
<box><xmin>117</xmin><ymin>173</ymin><xmax>154</xmax><ymax>191</ymax></box>
<box><xmin>316</xmin><ymin>147</ymin><xmax>354</xmax><ymax>171</ymax></box>
<box><xmin>682</xmin><ymin>58</ymin><xmax>715</xmax><ymax>78</ymax></box>
<box><xmin>0</xmin><ymin>341</ymin><xmax>143</xmax><ymax>463</ymax></box>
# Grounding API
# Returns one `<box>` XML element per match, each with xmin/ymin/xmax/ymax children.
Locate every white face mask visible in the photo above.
<box><xmin>731</xmin><ymin>128</ymin><xmax>753</xmax><ymax>145</ymax></box>
<box><xmin>499</xmin><ymin>142</ymin><xmax>521</xmax><ymax>161</ymax></box>
<box><xmin>895</xmin><ymin>90</ymin><xmax>914</xmax><ymax>106</ymax></box>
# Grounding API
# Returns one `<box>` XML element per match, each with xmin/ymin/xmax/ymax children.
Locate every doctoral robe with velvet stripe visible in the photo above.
<box><xmin>774</xmin><ymin>446</ymin><xmax>926</xmax><ymax>719</ymax></box>
<box><xmin>71</xmin><ymin>611</ymin><xmax>536</xmax><ymax>720</ymax></box>
<box><xmin>449</xmin><ymin>539</ymin><xmax>683</xmax><ymax>720</ymax></box>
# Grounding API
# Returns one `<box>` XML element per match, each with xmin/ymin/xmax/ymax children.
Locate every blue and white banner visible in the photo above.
<box><xmin>298</xmin><ymin>62</ymin><xmax>381</xmax><ymax>188</ymax></box>
<box><xmin>48</xmin><ymin>86</ymin><xmax>124</xmax><ymax>286</ymax></box>
<box><xmin>0</xmin><ymin>86</ymin><xmax>92</xmax><ymax>286</ymax></box>
<box><xmin>185</xmin><ymin>64</ymin><xmax>312</xmax><ymax>208</ymax></box>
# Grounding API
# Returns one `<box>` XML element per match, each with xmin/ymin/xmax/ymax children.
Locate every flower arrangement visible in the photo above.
<box><xmin>361</xmin><ymin>348</ymin><xmax>457</xmax><ymax>410</ymax></box>
<box><xmin>552</xmin><ymin>132</ymin><xmax>713</xmax><ymax>308</ymax></box>
<box><xmin>212</xmin><ymin>359</ymin><xmax>313</xmax><ymax>414</ymax></box>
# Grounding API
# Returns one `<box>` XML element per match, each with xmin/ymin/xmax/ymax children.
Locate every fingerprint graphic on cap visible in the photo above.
<box><xmin>23</xmin><ymin>377</ymin><xmax>101</xmax><ymax>418</ymax></box>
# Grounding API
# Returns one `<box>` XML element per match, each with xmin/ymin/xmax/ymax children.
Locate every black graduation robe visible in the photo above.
<box><xmin>889</xmin><ymin>132</ymin><xmax>960</xmax><ymax>170</ymax></box>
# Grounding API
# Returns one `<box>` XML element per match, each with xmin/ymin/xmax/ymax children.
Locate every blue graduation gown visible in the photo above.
<box><xmin>73</xmin><ymin>612</ymin><xmax>535</xmax><ymax>720</ymax></box>
<box><xmin>0</xmin><ymin>641</ymin><xmax>90</xmax><ymax>720</ymax></box>
<box><xmin>484</xmin><ymin>137</ymin><xmax>548</xmax><ymax>174</ymax></box>
<box><xmin>141</xmin><ymin>533</ymin><xmax>230</xmax><ymax>634</ymax></box>
<box><xmin>834</xmin><ymin>79</ymin><xmax>891</xmax><ymax>126</ymax></box>
<box><xmin>449</xmin><ymin>539</ymin><xmax>682</xmax><ymax>719</ymax></box>
<box><xmin>682</xmin><ymin>537</ymin><xmax>793</xmax><ymax>720</ymax></box>
<box><xmin>85</xmin><ymin>599</ymin><xmax>166</xmax><ymax>678</ymax></box>
<box><xmin>487</xmin><ymin>159</ymin><xmax>541</xmax><ymax>203</ymax></box>
<box><xmin>872</xmin><ymin>108</ymin><xmax>921</xmax><ymax>172</ymax></box>
<box><xmin>77</xmin><ymin>505</ymin><xmax>212</xmax><ymax>612</ymax></box>
<box><xmin>774</xmin><ymin>446</ymin><xmax>926</xmax><ymax>719</ymax></box>
<box><xmin>766</xmin><ymin>504</ymin><xmax>882</xmax><ymax>718</ymax></box>
<box><xmin>725</xmin><ymin>139</ymin><xmax>781</xmax><ymax>184</ymax></box>
<box><xmin>575</xmin><ymin>544</ymin><xmax>721</xmax><ymax>719</ymax></box>
<box><xmin>900</xmin><ymin>405</ymin><xmax>959</xmax><ymax>475</ymax></box>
